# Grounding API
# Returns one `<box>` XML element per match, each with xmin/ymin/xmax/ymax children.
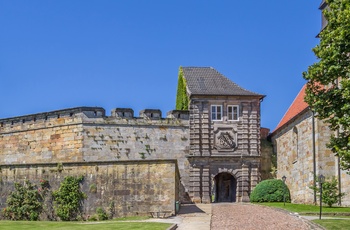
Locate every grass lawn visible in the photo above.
<box><xmin>257</xmin><ymin>202</ymin><xmax>350</xmax><ymax>230</ymax></box>
<box><xmin>0</xmin><ymin>220</ymin><xmax>172</xmax><ymax>230</ymax></box>
<box><xmin>313</xmin><ymin>219</ymin><xmax>350</xmax><ymax>230</ymax></box>
<box><xmin>258</xmin><ymin>202</ymin><xmax>350</xmax><ymax>215</ymax></box>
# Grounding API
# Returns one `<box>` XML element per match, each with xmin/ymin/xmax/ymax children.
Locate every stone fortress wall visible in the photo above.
<box><xmin>0</xmin><ymin>107</ymin><xmax>190</xmax><ymax>217</ymax></box>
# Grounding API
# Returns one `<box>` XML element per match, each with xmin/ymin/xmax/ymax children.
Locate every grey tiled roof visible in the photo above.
<box><xmin>182</xmin><ymin>67</ymin><xmax>264</xmax><ymax>97</ymax></box>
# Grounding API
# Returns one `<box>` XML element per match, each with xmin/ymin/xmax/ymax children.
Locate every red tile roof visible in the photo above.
<box><xmin>273</xmin><ymin>84</ymin><xmax>309</xmax><ymax>133</ymax></box>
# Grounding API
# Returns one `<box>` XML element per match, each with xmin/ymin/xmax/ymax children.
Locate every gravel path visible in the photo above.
<box><xmin>211</xmin><ymin>203</ymin><xmax>322</xmax><ymax>230</ymax></box>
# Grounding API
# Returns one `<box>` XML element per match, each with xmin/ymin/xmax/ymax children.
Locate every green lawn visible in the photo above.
<box><xmin>313</xmin><ymin>219</ymin><xmax>350</xmax><ymax>230</ymax></box>
<box><xmin>257</xmin><ymin>202</ymin><xmax>350</xmax><ymax>230</ymax></box>
<box><xmin>0</xmin><ymin>220</ymin><xmax>172</xmax><ymax>230</ymax></box>
<box><xmin>258</xmin><ymin>202</ymin><xmax>350</xmax><ymax>215</ymax></box>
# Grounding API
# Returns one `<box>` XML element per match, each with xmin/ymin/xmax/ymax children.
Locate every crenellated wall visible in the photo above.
<box><xmin>0</xmin><ymin>107</ymin><xmax>190</xmax><ymax>217</ymax></box>
<box><xmin>0</xmin><ymin>107</ymin><xmax>190</xmax><ymax>165</ymax></box>
<box><xmin>0</xmin><ymin>100</ymin><xmax>267</xmax><ymax>213</ymax></box>
<box><xmin>0</xmin><ymin>107</ymin><xmax>96</xmax><ymax>164</ymax></box>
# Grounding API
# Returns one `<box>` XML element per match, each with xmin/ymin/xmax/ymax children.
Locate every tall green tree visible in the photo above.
<box><xmin>303</xmin><ymin>0</ymin><xmax>350</xmax><ymax>170</ymax></box>
<box><xmin>175</xmin><ymin>67</ymin><xmax>189</xmax><ymax>110</ymax></box>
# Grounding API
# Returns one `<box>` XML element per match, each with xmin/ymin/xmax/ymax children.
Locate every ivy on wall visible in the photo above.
<box><xmin>175</xmin><ymin>67</ymin><xmax>189</xmax><ymax>110</ymax></box>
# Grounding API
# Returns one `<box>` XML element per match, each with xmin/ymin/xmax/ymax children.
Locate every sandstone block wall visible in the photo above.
<box><xmin>0</xmin><ymin>160</ymin><xmax>179</xmax><ymax>218</ymax></box>
<box><xmin>341</xmin><ymin>170</ymin><xmax>350</xmax><ymax>206</ymax></box>
<box><xmin>0</xmin><ymin>107</ymin><xmax>190</xmax><ymax>216</ymax></box>
<box><xmin>0</xmin><ymin>112</ymin><xmax>86</xmax><ymax>164</ymax></box>
<box><xmin>273</xmin><ymin>111</ymin><xmax>317</xmax><ymax>204</ymax></box>
<box><xmin>79</xmin><ymin>112</ymin><xmax>191</xmax><ymax>202</ymax></box>
<box><xmin>260</xmin><ymin>138</ymin><xmax>274</xmax><ymax>180</ymax></box>
<box><xmin>273</xmin><ymin>110</ymin><xmax>350</xmax><ymax>206</ymax></box>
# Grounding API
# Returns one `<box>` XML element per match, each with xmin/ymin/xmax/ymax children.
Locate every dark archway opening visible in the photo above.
<box><xmin>214</xmin><ymin>172</ymin><xmax>236</xmax><ymax>202</ymax></box>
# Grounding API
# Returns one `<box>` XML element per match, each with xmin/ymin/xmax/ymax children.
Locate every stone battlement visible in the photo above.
<box><xmin>0</xmin><ymin>107</ymin><xmax>190</xmax><ymax>133</ymax></box>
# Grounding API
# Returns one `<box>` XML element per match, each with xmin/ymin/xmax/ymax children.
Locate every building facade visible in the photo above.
<box><xmin>271</xmin><ymin>85</ymin><xmax>350</xmax><ymax>206</ymax></box>
<box><xmin>182</xmin><ymin>67</ymin><xmax>264</xmax><ymax>203</ymax></box>
<box><xmin>0</xmin><ymin>67</ymin><xmax>265</xmax><ymax>217</ymax></box>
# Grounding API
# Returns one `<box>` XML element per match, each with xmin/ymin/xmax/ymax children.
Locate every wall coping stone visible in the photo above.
<box><xmin>0</xmin><ymin>107</ymin><xmax>190</xmax><ymax>130</ymax></box>
<box><xmin>0</xmin><ymin>107</ymin><xmax>105</xmax><ymax>123</ymax></box>
<box><xmin>0</xmin><ymin>159</ymin><xmax>179</xmax><ymax>170</ymax></box>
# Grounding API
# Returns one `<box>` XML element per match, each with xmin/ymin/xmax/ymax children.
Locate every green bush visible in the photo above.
<box><xmin>96</xmin><ymin>207</ymin><xmax>108</xmax><ymax>220</ymax></box>
<box><xmin>52</xmin><ymin>176</ymin><xmax>87</xmax><ymax>221</ymax></box>
<box><xmin>3</xmin><ymin>180</ymin><xmax>42</xmax><ymax>220</ymax></box>
<box><xmin>88</xmin><ymin>215</ymin><xmax>98</xmax><ymax>221</ymax></box>
<box><xmin>250</xmin><ymin>179</ymin><xmax>291</xmax><ymax>203</ymax></box>
<box><xmin>310</xmin><ymin>176</ymin><xmax>345</xmax><ymax>207</ymax></box>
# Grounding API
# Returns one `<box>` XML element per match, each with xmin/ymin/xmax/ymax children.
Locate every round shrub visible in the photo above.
<box><xmin>250</xmin><ymin>179</ymin><xmax>291</xmax><ymax>203</ymax></box>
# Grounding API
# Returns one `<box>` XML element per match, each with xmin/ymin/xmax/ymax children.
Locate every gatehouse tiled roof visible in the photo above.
<box><xmin>273</xmin><ymin>84</ymin><xmax>309</xmax><ymax>133</ymax></box>
<box><xmin>182</xmin><ymin>67</ymin><xmax>264</xmax><ymax>98</ymax></box>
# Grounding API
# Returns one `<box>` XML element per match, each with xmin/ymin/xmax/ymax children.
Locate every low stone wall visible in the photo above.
<box><xmin>0</xmin><ymin>160</ymin><xmax>180</xmax><ymax>219</ymax></box>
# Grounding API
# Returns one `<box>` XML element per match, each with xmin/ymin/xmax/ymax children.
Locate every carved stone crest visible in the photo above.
<box><xmin>213</xmin><ymin>127</ymin><xmax>237</xmax><ymax>151</ymax></box>
<box><xmin>217</xmin><ymin>132</ymin><xmax>236</xmax><ymax>149</ymax></box>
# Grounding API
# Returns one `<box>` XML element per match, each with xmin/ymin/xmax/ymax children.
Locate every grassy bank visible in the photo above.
<box><xmin>0</xmin><ymin>220</ymin><xmax>172</xmax><ymax>230</ymax></box>
<box><xmin>259</xmin><ymin>202</ymin><xmax>350</xmax><ymax>215</ymax></box>
<box><xmin>258</xmin><ymin>202</ymin><xmax>350</xmax><ymax>230</ymax></box>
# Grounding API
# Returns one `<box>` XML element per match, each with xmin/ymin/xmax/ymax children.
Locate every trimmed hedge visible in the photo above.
<box><xmin>250</xmin><ymin>179</ymin><xmax>291</xmax><ymax>203</ymax></box>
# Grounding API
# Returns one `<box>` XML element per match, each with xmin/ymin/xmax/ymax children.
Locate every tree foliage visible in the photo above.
<box><xmin>175</xmin><ymin>67</ymin><xmax>189</xmax><ymax>110</ymax></box>
<box><xmin>3</xmin><ymin>180</ymin><xmax>42</xmax><ymax>221</ymax></box>
<box><xmin>303</xmin><ymin>0</ymin><xmax>350</xmax><ymax>170</ymax></box>
<box><xmin>310</xmin><ymin>176</ymin><xmax>345</xmax><ymax>207</ymax></box>
<box><xmin>52</xmin><ymin>176</ymin><xmax>86</xmax><ymax>221</ymax></box>
<box><xmin>250</xmin><ymin>179</ymin><xmax>291</xmax><ymax>203</ymax></box>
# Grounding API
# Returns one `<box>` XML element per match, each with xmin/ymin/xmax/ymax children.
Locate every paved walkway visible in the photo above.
<box><xmin>145</xmin><ymin>203</ymin><xmax>324</xmax><ymax>230</ymax></box>
<box><xmin>211</xmin><ymin>203</ymin><xmax>321</xmax><ymax>230</ymax></box>
<box><xmin>176</xmin><ymin>203</ymin><xmax>211</xmax><ymax>230</ymax></box>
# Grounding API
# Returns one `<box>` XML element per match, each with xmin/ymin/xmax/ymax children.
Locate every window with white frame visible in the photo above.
<box><xmin>228</xmin><ymin>105</ymin><xmax>239</xmax><ymax>121</ymax></box>
<box><xmin>211</xmin><ymin>105</ymin><xmax>222</xmax><ymax>121</ymax></box>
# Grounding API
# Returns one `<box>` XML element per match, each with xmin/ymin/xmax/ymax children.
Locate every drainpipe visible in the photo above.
<box><xmin>336</xmin><ymin>78</ymin><xmax>342</xmax><ymax>206</ymax></box>
<box><xmin>312</xmin><ymin>110</ymin><xmax>317</xmax><ymax>204</ymax></box>
<box><xmin>337</xmin><ymin>134</ymin><xmax>342</xmax><ymax>206</ymax></box>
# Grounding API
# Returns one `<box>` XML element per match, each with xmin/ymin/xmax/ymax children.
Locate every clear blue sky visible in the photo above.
<box><xmin>0</xmin><ymin>1</ymin><xmax>321</xmax><ymax>131</ymax></box>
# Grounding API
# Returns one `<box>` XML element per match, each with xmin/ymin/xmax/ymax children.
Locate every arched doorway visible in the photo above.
<box><xmin>214</xmin><ymin>173</ymin><xmax>237</xmax><ymax>202</ymax></box>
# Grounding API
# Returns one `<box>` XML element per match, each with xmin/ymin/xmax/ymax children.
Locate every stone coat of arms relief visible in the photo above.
<box><xmin>213</xmin><ymin>126</ymin><xmax>238</xmax><ymax>151</ymax></box>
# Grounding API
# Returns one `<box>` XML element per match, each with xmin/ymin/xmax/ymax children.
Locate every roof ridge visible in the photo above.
<box><xmin>181</xmin><ymin>67</ymin><xmax>264</xmax><ymax>98</ymax></box>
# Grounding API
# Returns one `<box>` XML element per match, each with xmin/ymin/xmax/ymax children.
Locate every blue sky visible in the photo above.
<box><xmin>0</xmin><ymin>1</ymin><xmax>321</xmax><ymax>131</ymax></box>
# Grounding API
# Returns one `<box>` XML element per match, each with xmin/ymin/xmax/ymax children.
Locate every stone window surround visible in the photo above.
<box><xmin>211</xmin><ymin>105</ymin><xmax>223</xmax><ymax>121</ymax></box>
<box><xmin>227</xmin><ymin>105</ymin><xmax>239</xmax><ymax>121</ymax></box>
<box><xmin>292</xmin><ymin>126</ymin><xmax>299</xmax><ymax>164</ymax></box>
<box><xmin>211</xmin><ymin>104</ymin><xmax>241</xmax><ymax>122</ymax></box>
